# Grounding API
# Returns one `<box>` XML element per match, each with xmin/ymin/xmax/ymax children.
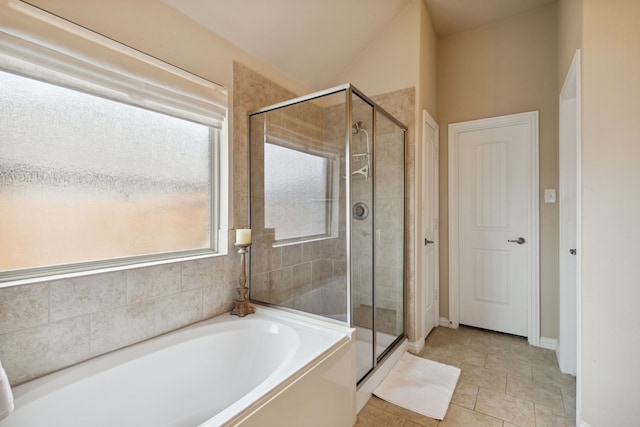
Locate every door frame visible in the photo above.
<box><xmin>421</xmin><ymin>109</ymin><xmax>439</xmax><ymax>337</ymax></box>
<box><xmin>559</xmin><ymin>49</ymin><xmax>581</xmax><ymax>425</ymax></box>
<box><xmin>448</xmin><ymin>111</ymin><xmax>540</xmax><ymax>346</ymax></box>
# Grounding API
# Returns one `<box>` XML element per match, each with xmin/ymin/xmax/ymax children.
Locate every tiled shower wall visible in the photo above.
<box><xmin>350</xmin><ymin>103</ymin><xmax>407</xmax><ymax>336</ymax></box>
<box><xmin>248</xmin><ymin>86</ymin><xmax>348</xmax><ymax>319</ymax></box>
<box><xmin>370</xmin><ymin>88</ymin><xmax>416</xmax><ymax>340</ymax></box>
<box><xmin>248</xmin><ymin>81</ymin><xmax>416</xmax><ymax>334</ymax></box>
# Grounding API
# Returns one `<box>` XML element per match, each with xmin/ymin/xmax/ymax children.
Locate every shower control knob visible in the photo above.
<box><xmin>352</xmin><ymin>202</ymin><xmax>369</xmax><ymax>220</ymax></box>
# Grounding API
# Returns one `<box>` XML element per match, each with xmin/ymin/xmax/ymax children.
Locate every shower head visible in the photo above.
<box><xmin>352</xmin><ymin>121</ymin><xmax>363</xmax><ymax>134</ymax></box>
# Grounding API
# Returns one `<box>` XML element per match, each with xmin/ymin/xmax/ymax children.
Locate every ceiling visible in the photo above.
<box><xmin>424</xmin><ymin>0</ymin><xmax>556</xmax><ymax>37</ymax></box>
<box><xmin>163</xmin><ymin>0</ymin><xmax>556</xmax><ymax>90</ymax></box>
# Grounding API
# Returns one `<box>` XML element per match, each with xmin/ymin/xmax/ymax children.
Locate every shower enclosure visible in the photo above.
<box><xmin>248</xmin><ymin>84</ymin><xmax>406</xmax><ymax>384</ymax></box>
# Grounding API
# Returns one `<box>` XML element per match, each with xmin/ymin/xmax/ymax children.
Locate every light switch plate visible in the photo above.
<box><xmin>544</xmin><ymin>188</ymin><xmax>556</xmax><ymax>203</ymax></box>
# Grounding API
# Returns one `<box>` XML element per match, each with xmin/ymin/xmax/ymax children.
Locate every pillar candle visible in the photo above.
<box><xmin>236</xmin><ymin>229</ymin><xmax>251</xmax><ymax>245</ymax></box>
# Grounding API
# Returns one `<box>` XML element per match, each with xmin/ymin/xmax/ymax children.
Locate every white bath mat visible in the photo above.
<box><xmin>373</xmin><ymin>352</ymin><xmax>460</xmax><ymax>420</ymax></box>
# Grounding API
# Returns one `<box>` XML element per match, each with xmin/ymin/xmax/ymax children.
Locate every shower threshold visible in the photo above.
<box><xmin>355</xmin><ymin>333</ymin><xmax>407</xmax><ymax>413</ymax></box>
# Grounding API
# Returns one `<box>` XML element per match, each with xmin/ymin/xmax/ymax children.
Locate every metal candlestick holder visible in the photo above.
<box><xmin>231</xmin><ymin>243</ymin><xmax>255</xmax><ymax>317</ymax></box>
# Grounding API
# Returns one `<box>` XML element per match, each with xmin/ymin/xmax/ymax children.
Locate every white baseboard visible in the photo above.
<box><xmin>539</xmin><ymin>337</ymin><xmax>558</xmax><ymax>350</ymax></box>
<box><xmin>408</xmin><ymin>318</ymin><xmax>453</xmax><ymax>352</ymax></box>
<box><xmin>407</xmin><ymin>338</ymin><xmax>425</xmax><ymax>354</ymax></box>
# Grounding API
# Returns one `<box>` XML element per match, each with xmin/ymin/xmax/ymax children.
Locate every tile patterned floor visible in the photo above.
<box><xmin>355</xmin><ymin>326</ymin><xmax>576</xmax><ymax>426</ymax></box>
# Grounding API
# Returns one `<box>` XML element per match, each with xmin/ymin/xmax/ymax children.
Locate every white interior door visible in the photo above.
<box><xmin>449</xmin><ymin>112</ymin><xmax>539</xmax><ymax>338</ymax></box>
<box><xmin>422</xmin><ymin>111</ymin><xmax>439</xmax><ymax>338</ymax></box>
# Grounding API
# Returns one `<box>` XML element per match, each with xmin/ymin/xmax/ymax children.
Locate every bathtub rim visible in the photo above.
<box><xmin>6</xmin><ymin>305</ymin><xmax>355</xmax><ymax>427</ymax></box>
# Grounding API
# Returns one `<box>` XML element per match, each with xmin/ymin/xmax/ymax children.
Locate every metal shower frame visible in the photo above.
<box><xmin>247</xmin><ymin>83</ymin><xmax>407</xmax><ymax>385</ymax></box>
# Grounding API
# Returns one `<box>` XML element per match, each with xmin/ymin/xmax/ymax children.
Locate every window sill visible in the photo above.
<box><xmin>271</xmin><ymin>234</ymin><xmax>338</xmax><ymax>248</ymax></box>
<box><xmin>0</xmin><ymin>250</ymin><xmax>227</xmax><ymax>289</ymax></box>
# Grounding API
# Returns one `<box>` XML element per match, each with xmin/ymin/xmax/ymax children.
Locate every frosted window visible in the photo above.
<box><xmin>264</xmin><ymin>143</ymin><xmax>332</xmax><ymax>241</ymax></box>
<box><xmin>0</xmin><ymin>70</ymin><xmax>215</xmax><ymax>273</ymax></box>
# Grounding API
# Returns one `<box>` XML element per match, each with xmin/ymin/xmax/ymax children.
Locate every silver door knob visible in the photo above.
<box><xmin>508</xmin><ymin>237</ymin><xmax>526</xmax><ymax>244</ymax></box>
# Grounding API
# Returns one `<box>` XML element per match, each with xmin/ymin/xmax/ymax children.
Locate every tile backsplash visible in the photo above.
<box><xmin>0</xmin><ymin>251</ymin><xmax>237</xmax><ymax>385</ymax></box>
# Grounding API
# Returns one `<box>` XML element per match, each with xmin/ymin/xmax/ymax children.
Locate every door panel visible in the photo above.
<box><xmin>457</xmin><ymin>121</ymin><xmax>532</xmax><ymax>337</ymax></box>
<box><xmin>473</xmin><ymin>250</ymin><xmax>509</xmax><ymax>304</ymax></box>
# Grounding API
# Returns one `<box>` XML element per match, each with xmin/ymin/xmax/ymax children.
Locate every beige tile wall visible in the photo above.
<box><xmin>0</xmin><ymin>253</ymin><xmax>237</xmax><ymax>385</ymax></box>
<box><xmin>370</xmin><ymin>88</ymin><xmax>416</xmax><ymax>340</ymax></box>
<box><xmin>247</xmin><ymin>78</ymin><xmax>348</xmax><ymax>318</ymax></box>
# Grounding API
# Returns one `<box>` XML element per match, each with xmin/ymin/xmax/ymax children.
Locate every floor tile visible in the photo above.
<box><xmin>532</xmin><ymin>364</ymin><xmax>577</xmax><ymax>390</ymax></box>
<box><xmin>419</xmin><ymin>347</ymin><xmax>463</xmax><ymax>368</ymax></box>
<box><xmin>509</xmin><ymin>343</ymin><xmax>558</xmax><ymax>367</ymax></box>
<box><xmin>469</xmin><ymin>338</ymin><xmax>511</xmax><ymax>354</ymax></box>
<box><xmin>367</xmin><ymin>395</ymin><xmax>387</xmax><ymax>409</ymax></box>
<box><xmin>485</xmin><ymin>352</ymin><xmax>533</xmax><ymax>379</ymax></box>
<box><xmin>475</xmin><ymin>387</ymin><xmax>536</xmax><ymax>427</ymax></box>
<box><xmin>459</xmin><ymin>347</ymin><xmax>488</xmax><ymax>367</ymax></box>
<box><xmin>535</xmin><ymin>403</ymin><xmax>577</xmax><ymax>427</ymax></box>
<box><xmin>354</xmin><ymin>404</ymin><xmax>406</xmax><ymax>427</ymax></box>
<box><xmin>428</xmin><ymin>326</ymin><xmax>473</xmax><ymax>346</ymax></box>
<box><xmin>459</xmin><ymin>363</ymin><xmax>507</xmax><ymax>393</ymax></box>
<box><xmin>560</xmin><ymin>386</ymin><xmax>576</xmax><ymax>417</ymax></box>
<box><xmin>451</xmin><ymin>381</ymin><xmax>479</xmax><ymax>409</ymax></box>
<box><xmin>506</xmin><ymin>374</ymin><xmax>565</xmax><ymax>412</ymax></box>
<box><xmin>383</xmin><ymin>402</ymin><xmax>439</xmax><ymax>426</ymax></box>
<box><xmin>439</xmin><ymin>403</ymin><xmax>503</xmax><ymax>427</ymax></box>
<box><xmin>356</xmin><ymin>325</ymin><xmax>575</xmax><ymax>427</ymax></box>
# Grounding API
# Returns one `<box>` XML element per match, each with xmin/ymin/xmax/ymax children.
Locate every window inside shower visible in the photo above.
<box><xmin>264</xmin><ymin>141</ymin><xmax>339</xmax><ymax>244</ymax></box>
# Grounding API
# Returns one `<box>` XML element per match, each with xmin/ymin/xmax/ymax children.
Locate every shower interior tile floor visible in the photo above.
<box><xmin>355</xmin><ymin>325</ymin><xmax>576</xmax><ymax>427</ymax></box>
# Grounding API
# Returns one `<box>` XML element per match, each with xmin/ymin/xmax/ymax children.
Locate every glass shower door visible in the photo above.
<box><xmin>350</xmin><ymin>93</ymin><xmax>375</xmax><ymax>382</ymax></box>
<box><xmin>374</xmin><ymin>111</ymin><xmax>405</xmax><ymax>360</ymax></box>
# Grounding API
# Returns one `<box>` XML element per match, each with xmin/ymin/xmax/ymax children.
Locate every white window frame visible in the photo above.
<box><xmin>264</xmin><ymin>137</ymin><xmax>340</xmax><ymax>247</ymax></box>
<box><xmin>0</xmin><ymin>0</ymin><xmax>229</xmax><ymax>286</ymax></box>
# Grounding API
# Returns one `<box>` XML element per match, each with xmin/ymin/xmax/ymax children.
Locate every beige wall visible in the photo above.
<box><xmin>337</xmin><ymin>0</ymin><xmax>437</xmax><ymax>120</ymax></box>
<box><xmin>436</xmin><ymin>4</ymin><xmax>560</xmax><ymax>339</ymax></box>
<box><xmin>557</xmin><ymin>0</ymin><xmax>583</xmax><ymax>87</ymax></box>
<box><xmin>15</xmin><ymin>0</ymin><xmax>312</xmax><ymax>101</ymax></box>
<box><xmin>335</xmin><ymin>0</ymin><xmax>420</xmax><ymax>97</ymax></box>
<box><xmin>419</xmin><ymin>2</ymin><xmax>438</xmax><ymax>117</ymax></box>
<box><xmin>581</xmin><ymin>1</ymin><xmax>640</xmax><ymax>424</ymax></box>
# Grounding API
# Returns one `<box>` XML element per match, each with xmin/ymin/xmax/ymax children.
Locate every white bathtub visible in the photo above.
<box><xmin>0</xmin><ymin>307</ymin><xmax>356</xmax><ymax>427</ymax></box>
